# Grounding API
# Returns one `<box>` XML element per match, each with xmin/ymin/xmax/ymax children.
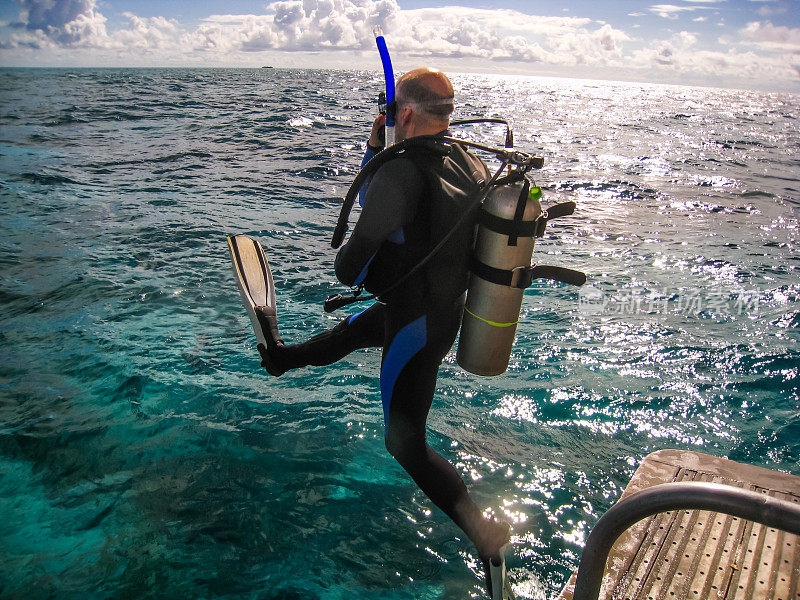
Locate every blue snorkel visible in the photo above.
<box><xmin>373</xmin><ymin>26</ymin><xmax>395</xmax><ymax>147</ymax></box>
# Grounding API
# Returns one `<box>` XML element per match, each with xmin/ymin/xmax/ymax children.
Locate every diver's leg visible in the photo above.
<box><xmin>257</xmin><ymin>303</ymin><xmax>384</xmax><ymax>376</ymax></box>
<box><xmin>380</xmin><ymin>311</ymin><xmax>510</xmax><ymax>563</ymax></box>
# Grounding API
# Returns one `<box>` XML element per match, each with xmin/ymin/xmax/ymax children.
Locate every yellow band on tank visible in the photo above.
<box><xmin>464</xmin><ymin>306</ymin><xmax>519</xmax><ymax>328</ymax></box>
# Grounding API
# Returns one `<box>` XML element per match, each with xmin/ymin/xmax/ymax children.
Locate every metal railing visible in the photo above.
<box><xmin>571</xmin><ymin>482</ymin><xmax>800</xmax><ymax>600</ymax></box>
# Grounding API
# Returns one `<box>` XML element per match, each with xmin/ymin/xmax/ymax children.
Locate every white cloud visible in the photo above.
<box><xmin>648</xmin><ymin>4</ymin><xmax>711</xmax><ymax>19</ymax></box>
<box><xmin>184</xmin><ymin>1</ymin><xmax>389</xmax><ymax>54</ymax></box>
<box><xmin>677</xmin><ymin>31</ymin><xmax>698</xmax><ymax>47</ymax></box>
<box><xmin>180</xmin><ymin>2</ymin><xmax>628</xmax><ymax>67</ymax></box>
<box><xmin>5</xmin><ymin>0</ymin><xmax>182</xmax><ymax>51</ymax></box>
<box><xmin>755</xmin><ymin>1</ymin><xmax>789</xmax><ymax>17</ymax></box>
<box><xmin>740</xmin><ymin>21</ymin><xmax>800</xmax><ymax>51</ymax></box>
<box><xmin>21</xmin><ymin>0</ymin><xmax>92</xmax><ymax>30</ymax></box>
<box><xmin>383</xmin><ymin>6</ymin><xmax>625</xmax><ymax>65</ymax></box>
<box><xmin>631</xmin><ymin>26</ymin><xmax>799</xmax><ymax>84</ymax></box>
<box><xmin>116</xmin><ymin>14</ymin><xmax>180</xmax><ymax>50</ymax></box>
<box><xmin>13</xmin><ymin>0</ymin><xmax>109</xmax><ymax>47</ymax></box>
<box><xmin>0</xmin><ymin>0</ymin><xmax>798</xmax><ymax>90</ymax></box>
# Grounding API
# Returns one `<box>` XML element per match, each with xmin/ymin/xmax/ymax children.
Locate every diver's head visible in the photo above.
<box><xmin>393</xmin><ymin>68</ymin><xmax>454</xmax><ymax>142</ymax></box>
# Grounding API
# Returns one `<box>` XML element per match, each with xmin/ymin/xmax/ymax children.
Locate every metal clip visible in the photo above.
<box><xmin>535</xmin><ymin>211</ymin><xmax>548</xmax><ymax>237</ymax></box>
<box><xmin>509</xmin><ymin>265</ymin><xmax>535</xmax><ymax>289</ymax></box>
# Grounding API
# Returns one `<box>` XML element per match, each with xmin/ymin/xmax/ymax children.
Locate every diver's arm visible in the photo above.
<box><xmin>358</xmin><ymin>114</ymin><xmax>386</xmax><ymax>206</ymax></box>
<box><xmin>357</xmin><ymin>147</ymin><xmax>378</xmax><ymax>208</ymax></box>
<box><xmin>335</xmin><ymin>158</ymin><xmax>422</xmax><ymax>286</ymax></box>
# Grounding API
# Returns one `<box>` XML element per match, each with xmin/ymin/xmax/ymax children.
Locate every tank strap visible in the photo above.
<box><xmin>478</xmin><ymin>208</ymin><xmax>547</xmax><ymax>239</ymax></box>
<box><xmin>508</xmin><ymin>177</ymin><xmax>530</xmax><ymax>246</ymax></box>
<box><xmin>470</xmin><ymin>257</ymin><xmax>536</xmax><ymax>289</ymax></box>
<box><xmin>469</xmin><ymin>257</ymin><xmax>587</xmax><ymax>288</ymax></box>
<box><xmin>478</xmin><ymin>200</ymin><xmax>578</xmax><ymax>241</ymax></box>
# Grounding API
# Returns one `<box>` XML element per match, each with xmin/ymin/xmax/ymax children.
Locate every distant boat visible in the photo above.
<box><xmin>261</xmin><ymin>66</ymin><xmax>274</xmax><ymax>69</ymax></box>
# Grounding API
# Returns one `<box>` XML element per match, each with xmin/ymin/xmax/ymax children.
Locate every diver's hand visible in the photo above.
<box><xmin>368</xmin><ymin>114</ymin><xmax>386</xmax><ymax>149</ymax></box>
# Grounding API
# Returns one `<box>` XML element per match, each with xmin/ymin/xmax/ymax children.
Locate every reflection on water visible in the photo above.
<box><xmin>0</xmin><ymin>68</ymin><xmax>797</xmax><ymax>599</ymax></box>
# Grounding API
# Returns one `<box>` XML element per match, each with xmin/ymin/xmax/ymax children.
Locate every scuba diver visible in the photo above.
<box><xmin>256</xmin><ymin>67</ymin><xmax>512</xmax><ymax>591</ymax></box>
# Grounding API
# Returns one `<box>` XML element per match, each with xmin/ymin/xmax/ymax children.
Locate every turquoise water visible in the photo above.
<box><xmin>0</xmin><ymin>68</ymin><xmax>798</xmax><ymax>599</ymax></box>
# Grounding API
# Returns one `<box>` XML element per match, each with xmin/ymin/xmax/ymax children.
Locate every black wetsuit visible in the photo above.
<box><xmin>272</xmin><ymin>136</ymin><xmax>491</xmax><ymax>544</ymax></box>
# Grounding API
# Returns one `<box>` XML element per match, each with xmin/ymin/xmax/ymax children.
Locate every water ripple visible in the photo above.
<box><xmin>0</xmin><ymin>67</ymin><xmax>797</xmax><ymax>600</ymax></box>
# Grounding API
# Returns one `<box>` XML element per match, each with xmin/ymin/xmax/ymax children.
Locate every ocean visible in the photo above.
<box><xmin>0</xmin><ymin>67</ymin><xmax>797</xmax><ymax>599</ymax></box>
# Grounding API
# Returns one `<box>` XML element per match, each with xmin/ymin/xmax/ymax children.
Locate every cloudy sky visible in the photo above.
<box><xmin>0</xmin><ymin>0</ymin><xmax>798</xmax><ymax>91</ymax></box>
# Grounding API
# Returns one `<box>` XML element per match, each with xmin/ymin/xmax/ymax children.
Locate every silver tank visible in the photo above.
<box><xmin>457</xmin><ymin>180</ymin><xmax>542</xmax><ymax>376</ymax></box>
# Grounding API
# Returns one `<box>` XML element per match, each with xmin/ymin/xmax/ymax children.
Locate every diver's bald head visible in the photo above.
<box><xmin>395</xmin><ymin>68</ymin><xmax>454</xmax><ymax>122</ymax></box>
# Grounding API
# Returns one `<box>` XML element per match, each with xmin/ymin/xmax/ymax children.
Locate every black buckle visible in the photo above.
<box><xmin>509</xmin><ymin>265</ymin><xmax>535</xmax><ymax>289</ymax></box>
<box><xmin>324</xmin><ymin>285</ymin><xmax>365</xmax><ymax>312</ymax></box>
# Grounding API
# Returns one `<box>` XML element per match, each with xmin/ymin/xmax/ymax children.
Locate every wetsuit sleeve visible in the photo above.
<box><xmin>335</xmin><ymin>157</ymin><xmax>423</xmax><ymax>287</ymax></box>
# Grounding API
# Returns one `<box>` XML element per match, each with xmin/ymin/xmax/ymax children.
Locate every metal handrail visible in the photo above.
<box><xmin>572</xmin><ymin>481</ymin><xmax>800</xmax><ymax>600</ymax></box>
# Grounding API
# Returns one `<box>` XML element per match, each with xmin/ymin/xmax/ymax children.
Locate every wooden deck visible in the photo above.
<box><xmin>557</xmin><ymin>449</ymin><xmax>800</xmax><ymax>600</ymax></box>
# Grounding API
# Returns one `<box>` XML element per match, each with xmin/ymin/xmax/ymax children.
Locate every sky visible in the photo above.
<box><xmin>0</xmin><ymin>0</ymin><xmax>798</xmax><ymax>91</ymax></box>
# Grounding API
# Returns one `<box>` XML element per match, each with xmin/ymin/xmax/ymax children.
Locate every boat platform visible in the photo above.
<box><xmin>557</xmin><ymin>449</ymin><xmax>800</xmax><ymax>600</ymax></box>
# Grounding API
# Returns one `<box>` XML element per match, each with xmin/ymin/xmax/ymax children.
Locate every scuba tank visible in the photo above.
<box><xmin>328</xmin><ymin>131</ymin><xmax>586</xmax><ymax>376</ymax></box>
<box><xmin>328</xmin><ymin>132</ymin><xmax>585</xmax><ymax>333</ymax></box>
<box><xmin>455</xmin><ymin>172</ymin><xmax>585</xmax><ymax>376</ymax></box>
<box><xmin>457</xmin><ymin>178</ymin><xmax>542</xmax><ymax>376</ymax></box>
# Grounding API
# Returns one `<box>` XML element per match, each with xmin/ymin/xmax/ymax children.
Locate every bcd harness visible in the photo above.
<box><xmin>325</xmin><ymin>133</ymin><xmax>585</xmax><ymax>314</ymax></box>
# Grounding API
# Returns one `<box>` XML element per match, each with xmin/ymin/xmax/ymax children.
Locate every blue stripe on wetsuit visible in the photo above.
<box><xmin>353</xmin><ymin>253</ymin><xmax>375</xmax><ymax>286</ymax></box>
<box><xmin>347</xmin><ymin>306</ymin><xmax>370</xmax><ymax>325</ymax></box>
<box><xmin>380</xmin><ymin>315</ymin><xmax>427</xmax><ymax>430</ymax></box>
<box><xmin>388</xmin><ymin>228</ymin><xmax>405</xmax><ymax>244</ymax></box>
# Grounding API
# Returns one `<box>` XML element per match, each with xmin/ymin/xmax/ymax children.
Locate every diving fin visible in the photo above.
<box><xmin>226</xmin><ymin>235</ymin><xmax>280</xmax><ymax>349</ymax></box>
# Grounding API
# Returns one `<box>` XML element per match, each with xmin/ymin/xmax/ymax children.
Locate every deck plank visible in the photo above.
<box><xmin>557</xmin><ymin>450</ymin><xmax>800</xmax><ymax>600</ymax></box>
